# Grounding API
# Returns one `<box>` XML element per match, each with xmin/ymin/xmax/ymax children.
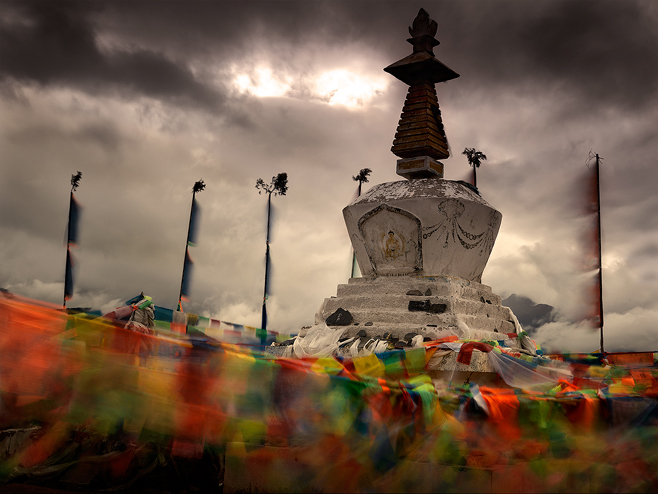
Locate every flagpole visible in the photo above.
<box><xmin>255</xmin><ymin>172</ymin><xmax>288</xmax><ymax>337</ymax></box>
<box><xmin>63</xmin><ymin>191</ymin><xmax>73</xmax><ymax>309</ymax></box>
<box><xmin>595</xmin><ymin>154</ymin><xmax>604</xmax><ymax>353</ymax></box>
<box><xmin>178</xmin><ymin>180</ymin><xmax>205</xmax><ymax>312</ymax></box>
<box><xmin>262</xmin><ymin>192</ymin><xmax>272</xmax><ymax>331</ymax></box>
<box><xmin>63</xmin><ymin>172</ymin><xmax>82</xmax><ymax>309</ymax></box>
<box><xmin>350</xmin><ymin>181</ymin><xmax>361</xmax><ymax>279</ymax></box>
<box><xmin>351</xmin><ymin>168</ymin><xmax>371</xmax><ymax>279</ymax></box>
<box><xmin>178</xmin><ymin>191</ymin><xmax>195</xmax><ymax>312</ymax></box>
<box><xmin>64</xmin><ymin>250</ymin><xmax>71</xmax><ymax>309</ymax></box>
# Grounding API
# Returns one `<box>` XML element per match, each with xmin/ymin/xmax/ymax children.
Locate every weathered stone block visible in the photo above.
<box><xmin>325</xmin><ymin>308</ymin><xmax>353</xmax><ymax>326</ymax></box>
<box><xmin>408</xmin><ymin>299</ymin><xmax>447</xmax><ymax>313</ymax></box>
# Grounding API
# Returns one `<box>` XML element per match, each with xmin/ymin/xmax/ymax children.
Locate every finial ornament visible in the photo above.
<box><xmin>409</xmin><ymin>9</ymin><xmax>437</xmax><ymax>37</ymax></box>
<box><xmin>70</xmin><ymin>171</ymin><xmax>82</xmax><ymax>192</ymax></box>
<box><xmin>407</xmin><ymin>8</ymin><xmax>440</xmax><ymax>55</ymax></box>
<box><xmin>193</xmin><ymin>179</ymin><xmax>206</xmax><ymax>193</ymax></box>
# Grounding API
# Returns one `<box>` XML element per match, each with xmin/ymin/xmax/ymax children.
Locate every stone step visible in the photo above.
<box><xmin>335</xmin><ymin>277</ymin><xmax>501</xmax><ymax>305</ymax></box>
<box><xmin>335</xmin><ymin>282</ymin><xmax>456</xmax><ymax>298</ymax></box>
<box><xmin>319</xmin><ymin>307</ymin><xmax>516</xmax><ymax>335</ymax></box>
<box><xmin>336</xmin><ymin>323</ymin><xmax>518</xmax><ymax>344</ymax></box>
<box><xmin>320</xmin><ymin>294</ymin><xmax>511</xmax><ymax>321</ymax></box>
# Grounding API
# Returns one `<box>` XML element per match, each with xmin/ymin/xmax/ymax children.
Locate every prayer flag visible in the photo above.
<box><xmin>187</xmin><ymin>198</ymin><xmax>200</xmax><ymax>246</ymax></box>
<box><xmin>261</xmin><ymin>303</ymin><xmax>267</xmax><ymax>334</ymax></box>
<box><xmin>64</xmin><ymin>192</ymin><xmax>81</xmax><ymax>304</ymax></box>
<box><xmin>264</xmin><ymin>243</ymin><xmax>271</xmax><ymax>298</ymax></box>
<box><xmin>180</xmin><ymin>248</ymin><xmax>194</xmax><ymax>300</ymax></box>
<box><xmin>67</xmin><ymin>193</ymin><xmax>81</xmax><ymax>246</ymax></box>
<box><xmin>583</xmin><ymin>272</ymin><xmax>602</xmax><ymax>328</ymax></box>
<box><xmin>581</xmin><ymin>160</ymin><xmax>603</xmax><ymax>330</ymax></box>
<box><xmin>64</xmin><ymin>247</ymin><xmax>74</xmax><ymax>300</ymax></box>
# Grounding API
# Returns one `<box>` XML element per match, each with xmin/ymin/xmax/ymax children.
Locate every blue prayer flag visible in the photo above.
<box><xmin>261</xmin><ymin>303</ymin><xmax>267</xmax><ymax>335</ymax></box>
<box><xmin>180</xmin><ymin>248</ymin><xmax>194</xmax><ymax>300</ymax></box>
<box><xmin>187</xmin><ymin>198</ymin><xmax>201</xmax><ymax>246</ymax></box>
<box><xmin>67</xmin><ymin>193</ymin><xmax>80</xmax><ymax>246</ymax></box>
<box><xmin>64</xmin><ymin>247</ymin><xmax>74</xmax><ymax>300</ymax></box>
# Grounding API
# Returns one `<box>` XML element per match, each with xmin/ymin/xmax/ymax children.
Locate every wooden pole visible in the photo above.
<box><xmin>595</xmin><ymin>154</ymin><xmax>604</xmax><ymax>353</ymax></box>
<box><xmin>64</xmin><ymin>172</ymin><xmax>81</xmax><ymax>308</ymax></box>
<box><xmin>350</xmin><ymin>181</ymin><xmax>362</xmax><ymax>278</ymax></box>
<box><xmin>261</xmin><ymin>193</ymin><xmax>272</xmax><ymax>332</ymax></box>
<box><xmin>178</xmin><ymin>190</ymin><xmax>197</xmax><ymax>312</ymax></box>
<box><xmin>63</xmin><ymin>191</ymin><xmax>74</xmax><ymax>309</ymax></box>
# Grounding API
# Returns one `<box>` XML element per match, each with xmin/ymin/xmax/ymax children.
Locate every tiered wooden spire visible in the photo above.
<box><xmin>384</xmin><ymin>8</ymin><xmax>459</xmax><ymax>179</ymax></box>
<box><xmin>392</xmin><ymin>83</ymin><xmax>448</xmax><ymax>158</ymax></box>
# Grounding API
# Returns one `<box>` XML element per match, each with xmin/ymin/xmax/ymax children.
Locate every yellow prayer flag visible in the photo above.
<box><xmin>353</xmin><ymin>353</ymin><xmax>385</xmax><ymax>378</ymax></box>
<box><xmin>310</xmin><ymin>357</ymin><xmax>345</xmax><ymax>375</ymax></box>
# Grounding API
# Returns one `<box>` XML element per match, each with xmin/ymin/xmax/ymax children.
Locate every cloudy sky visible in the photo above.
<box><xmin>1</xmin><ymin>0</ymin><xmax>656</xmax><ymax>353</ymax></box>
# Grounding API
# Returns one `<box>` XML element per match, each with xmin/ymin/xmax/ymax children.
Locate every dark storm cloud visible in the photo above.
<box><xmin>98</xmin><ymin>1</ymin><xmax>402</xmax><ymax>54</ymax></box>
<box><xmin>0</xmin><ymin>1</ymin><xmax>103</xmax><ymax>84</ymax></box>
<box><xmin>0</xmin><ymin>1</ymin><xmax>225</xmax><ymax>110</ymax></box>
<box><xmin>519</xmin><ymin>0</ymin><xmax>657</xmax><ymax>110</ymax></box>
<box><xmin>5</xmin><ymin>1</ymin><xmax>653</xmax><ymax>113</ymax></box>
<box><xmin>448</xmin><ymin>0</ymin><xmax>657</xmax><ymax>111</ymax></box>
<box><xmin>108</xmin><ymin>49</ymin><xmax>222</xmax><ymax>108</ymax></box>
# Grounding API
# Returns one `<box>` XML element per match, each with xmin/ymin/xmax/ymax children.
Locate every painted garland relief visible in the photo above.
<box><xmin>422</xmin><ymin>198</ymin><xmax>497</xmax><ymax>257</ymax></box>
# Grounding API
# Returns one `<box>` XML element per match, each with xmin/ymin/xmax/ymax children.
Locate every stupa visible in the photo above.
<box><xmin>315</xmin><ymin>9</ymin><xmax>523</xmax><ymax>373</ymax></box>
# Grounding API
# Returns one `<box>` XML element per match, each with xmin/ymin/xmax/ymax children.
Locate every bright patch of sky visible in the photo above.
<box><xmin>235</xmin><ymin>67</ymin><xmax>293</xmax><ymax>98</ymax></box>
<box><xmin>233</xmin><ymin>66</ymin><xmax>387</xmax><ymax>108</ymax></box>
<box><xmin>313</xmin><ymin>69</ymin><xmax>386</xmax><ymax>107</ymax></box>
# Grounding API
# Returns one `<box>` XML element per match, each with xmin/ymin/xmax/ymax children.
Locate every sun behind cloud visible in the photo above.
<box><xmin>234</xmin><ymin>67</ymin><xmax>293</xmax><ymax>97</ymax></box>
<box><xmin>313</xmin><ymin>69</ymin><xmax>386</xmax><ymax>107</ymax></box>
<box><xmin>232</xmin><ymin>65</ymin><xmax>386</xmax><ymax>108</ymax></box>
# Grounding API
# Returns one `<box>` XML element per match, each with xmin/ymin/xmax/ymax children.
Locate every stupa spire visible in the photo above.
<box><xmin>384</xmin><ymin>8</ymin><xmax>459</xmax><ymax>179</ymax></box>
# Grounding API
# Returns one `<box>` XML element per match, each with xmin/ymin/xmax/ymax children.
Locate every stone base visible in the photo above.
<box><xmin>396</xmin><ymin>156</ymin><xmax>444</xmax><ymax>179</ymax></box>
<box><xmin>315</xmin><ymin>275</ymin><xmax>522</xmax><ymax>373</ymax></box>
<box><xmin>315</xmin><ymin>275</ymin><xmax>520</xmax><ymax>342</ymax></box>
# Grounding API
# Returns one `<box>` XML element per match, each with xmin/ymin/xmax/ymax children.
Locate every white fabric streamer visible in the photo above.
<box><xmin>349</xmin><ymin>339</ymin><xmax>361</xmax><ymax>358</ymax></box>
<box><xmin>411</xmin><ymin>335</ymin><xmax>424</xmax><ymax>347</ymax></box>
<box><xmin>487</xmin><ymin>351</ymin><xmax>560</xmax><ymax>388</ymax></box>
<box><xmin>293</xmin><ymin>323</ymin><xmax>347</xmax><ymax>358</ymax></box>
<box><xmin>373</xmin><ymin>340</ymin><xmax>389</xmax><ymax>353</ymax></box>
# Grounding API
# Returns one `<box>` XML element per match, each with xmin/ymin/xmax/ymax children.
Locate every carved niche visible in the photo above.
<box><xmin>357</xmin><ymin>204</ymin><xmax>422</xmax><ymax>276</ymax></box>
